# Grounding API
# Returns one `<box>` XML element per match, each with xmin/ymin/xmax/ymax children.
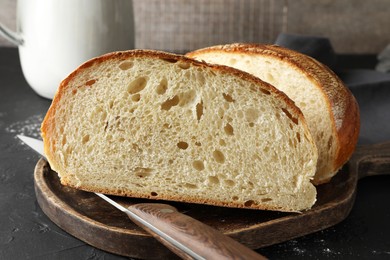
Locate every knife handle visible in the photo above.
<box><xmin>126</xmin><ymin>203</ymin><xmax>266</xmax><ymax>260</ymax></box>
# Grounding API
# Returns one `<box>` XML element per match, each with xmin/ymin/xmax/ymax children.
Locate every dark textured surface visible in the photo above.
<box><xmin>0</xmin><ymin>47</ymin><xmax>390</xmax><ymax>259</ymax></box>
<box><xmin>33</xmin><ymin>155</ymin><xmax>358</xmax><ymax>258</ymax></box>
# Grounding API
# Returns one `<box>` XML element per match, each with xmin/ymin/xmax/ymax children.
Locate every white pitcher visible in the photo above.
<box><xmin>0</xmin><ymin>0</ymin><xmax>135</xmax><ymax>99</ymax></box>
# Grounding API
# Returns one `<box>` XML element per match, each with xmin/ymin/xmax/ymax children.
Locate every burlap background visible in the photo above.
<box><xmin>133</xmin><ymin>0</ymin><xmax>286</xmax><ymax>53</ymax></box>
<box><xmin>1</xmin><ymin>0</ymin><xmax>389</xmax><ymax>54</ymax></box>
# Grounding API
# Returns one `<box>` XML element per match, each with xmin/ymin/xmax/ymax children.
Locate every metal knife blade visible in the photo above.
<box><xmin>17</xmin><ymin>135</ymin><xmax>266</xmax><ymax>260</ymax></box>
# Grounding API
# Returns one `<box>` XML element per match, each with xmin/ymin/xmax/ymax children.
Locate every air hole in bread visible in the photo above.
<box><xmin>275</xmin><ymin>112</ymin><xmax>281</xmax><ymax>120</ymax></box>
<box><xmin>161</xmin><ymin>58</ymin><xmax>178</xmax><ymax>63</ymax></box>
<box><xmin>282</xmin><ymin>108</ymin><xmax>298</xmax><ymax>125</ymax></box>
<box><xmin>232</xmin><ymin>196</ymin><xmax>239</xmax><ymax>201</ymax></box>
<box><xmin>213</xmin><ymin>150</ymin><xmax>225</xmax><ymax>163</ymax></box>
<box><xmin>131</xmin><ymin>143</ymin><xmax>142</xmax><ymax>153</ymax></box>
<box><xmin>178</xmin><ymin>62</ymin><xmax>190</xmax><ymax>70</ymax></box>
<box><xmin>261</xmin><ymin>198</ymin><xmax>273</xmax><ymax>202</ymax></box>
<box><xmin>296</xmin><ymin>132</ymin><xmax>301</xmax><ymax>143</ymax></box>
<box><xmin>161</xmin><ymin>95</ymin><xmax>180</xmax><ymax>110</ymax></box>
<box><xmin>85</xmin><ymin>79</ymin><xmax>96</xmax><ymax>86</ymax></box>
<box><xmin>222</xmin><ymin>93</ymin><xmax>235</xmax><ymax>102</ymax></box>
<box><xmin>156</xmin><ymin>78</ymin><xmax>168</xmax><ymax>95</ymax></box>
<box><xmin>61</xmin><ymin>135</ymin><xmax>67</xmax><ymax>145</ymax></box>
<box><xmin>208</xmin><ymin>176</ymin><xmax>219</xmax><ymax>185</ymax></box>
<box><xmin>185</xmin><ymin>183</ymin><xmax>197</xmax><ymax>189</ymax></box>
<box><xmin>131</xmin><ymin>94</ymin><xmax>141</xmax><ymax>102</ymax></box>
<box><xmin>219</xmin><ymin>139</ymin><xmax>226</xmax><ymax>146</ymax></box>
<box><xmin>245</xmin><ymin>108</ymin><xmax>259</xmax><ymax>124</ymax></box>
<box><xmin>195</xmin><ymin>141</ymin><xmax>202</xmax><ymax>147</ymax></box>
<box><xmin>260</xmin><ymin>88</ymin><xmax>271</xmax><ymax>95</ymax></box>
<box><xmin>192</xmin><ymin>160</ymin><xmax>205</xmax><ymax>171</ymax></box>
<box><xmin>177</xmin><ymin>141</ymin><xmax>189</xmax><ymax>150</ymax></box>
<box><xmin>114</xmin><ymin>116</ymin><xmax>121</xmax><ymax>128</ymax></box>
<box><xmin>127</xmin><ymin>77</ymin><xmax>148</xmax><ymax>94</ymax></box>
<box><xmin>119</xmin><ymin>61</ymin><xmax>133</xmax><ymax>70</ymax></box>
<box><xmin>150</xmin><ymin>192</ymin><xmax>158</xmax><ymax>196</ymax></box>
<box><xmin>249</xmin><ymin>122</ymin><xmax>254</xmax><ymax>127</ymax></box>
<box><xmin>196</xmin><ymin>101</ymin><xmax>203</xmax><ymax>121</ymax></box>
<box><xmin>224</xmin><ymin>123</ymin><xmax>234</xmax><ymax>135</ymax></box>
<box><xmin>244</xmin><ymin>200</ymin><xmax>255</xmax><ymax>207</ymax></box>
<box><xmin>225</xmin><ymin>179</ymin><xmax>235</xmax><ymax>186</ymax></box>
<box><xmin>106</xmin><ymin>100</ymin><xmax>114</xmax><ymax>109</ymax></box>
<box><xmin>134</xmin><ymin>167</ymin><xmax>155</xmax><ymax>178</ymax></box>
<box><xmin>82</xmin><ymin>135</ymin><xmax>90</xmax><ymax>144</ymax></box>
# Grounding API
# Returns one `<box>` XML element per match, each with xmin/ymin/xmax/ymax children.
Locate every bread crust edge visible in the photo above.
<box><xmin>187</xmin><ymin>44</ymin><xmax>360</xmax><ymax>184</ymax></box>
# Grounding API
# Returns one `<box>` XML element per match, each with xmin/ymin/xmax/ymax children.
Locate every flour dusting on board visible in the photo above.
<box><xmin>5</xmin><ymin>114</ymin><xmax>44</xmax><ymax>139</ymax></box>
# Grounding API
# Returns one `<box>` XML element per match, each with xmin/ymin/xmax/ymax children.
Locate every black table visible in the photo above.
<box><xmin>1</xmin><ymin>47</ymin><xmax>390</xmax><ymax>259</ymax></box>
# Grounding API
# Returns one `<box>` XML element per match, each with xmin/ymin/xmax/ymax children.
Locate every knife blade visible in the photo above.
<box><xmin>17</xmin><ymin>135</ymin><xmax>266</xmax><ymax>259</ymax></box>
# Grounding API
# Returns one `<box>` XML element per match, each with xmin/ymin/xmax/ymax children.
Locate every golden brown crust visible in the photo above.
<box><xmin>61</xmin><ymin>179</ymin><xmax>301</xmax><ymax>212</ymax></box>
<box><xmin>187</xmin><ymin>44</ymin><xmax>360</xmax><ymax>182</ymax></box>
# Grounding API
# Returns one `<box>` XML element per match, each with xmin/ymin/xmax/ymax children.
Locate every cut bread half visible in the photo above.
<box><xmin>187</xmin><ymin>44</ymin><xmax>360</xmax><ymax>184</ymax></box>
<box><xmin>41</xmin><ymin>50</ymin><xmax>318</xmax><ymax>212</ymax></box>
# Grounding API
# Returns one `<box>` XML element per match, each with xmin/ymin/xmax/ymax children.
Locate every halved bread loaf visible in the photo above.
<box><xmin>187</xmin><ymin>44</ymin><xmax>360</xmax><ymax>184</ymax></box>
<box><xmin>41</xmin><ymin>50</ymin><xmax>318</xmax><ymax>212</ymax></box>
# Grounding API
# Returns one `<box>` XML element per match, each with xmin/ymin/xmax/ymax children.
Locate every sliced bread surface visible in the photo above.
<box><xmin>41</xmin><ymin>50</ymin><xmax>318</xmax><ymax>212</ymax></box>
<box><xmin>187</xmin><ymin>44</ymin><xmax>360</xmax><ymax>184</ymax></box>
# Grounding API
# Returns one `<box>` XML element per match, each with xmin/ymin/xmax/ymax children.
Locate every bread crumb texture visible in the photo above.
<box><xmin>42</xmin><ymin>50</ymin><xmax>318</xmax><ymax>212</ymax></box>
<box><xmin>187</xmin><ymin>44</ymin><xmax>360</xmax><ymax>184</ymax></box>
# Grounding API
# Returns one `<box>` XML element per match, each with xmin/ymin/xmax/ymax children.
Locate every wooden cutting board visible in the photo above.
<box><xmin>33</xmin><ymin>143</ymin><xmax>390</xmax><ymax>259</ymax></box>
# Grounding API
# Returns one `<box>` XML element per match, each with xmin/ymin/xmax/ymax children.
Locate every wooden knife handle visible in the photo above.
<box><xmin>126</xmin><ymin>203</ymin><xmax>266</xmax><ymax>260</ymax></box>
<box><xmin>349</xmin><ymin>142</ymin><xmax>390</xmax><ymax>179</ymax></box>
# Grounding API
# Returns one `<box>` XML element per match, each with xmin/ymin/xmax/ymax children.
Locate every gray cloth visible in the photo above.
<box><xmin>275</xmin><ymin>33</ymin><xmax>337</xmax><ymax>70</ymax></box>
<box><xmin>376</xmin><ymin>44</ymin><xmax>390</xmax><ymax>73</ymax></box>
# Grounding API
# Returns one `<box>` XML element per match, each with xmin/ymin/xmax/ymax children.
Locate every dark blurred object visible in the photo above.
<box><xmin>376</xmin><ymin>44</ymin><xmax>390</xmax><ymax>73</ymax></box>
<box><xmin>275</xmin><ymin>33</ymin><xmax>337</xmax><ymax>70</ymax></box>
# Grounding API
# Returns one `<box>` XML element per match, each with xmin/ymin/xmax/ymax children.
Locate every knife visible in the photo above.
<box><xmin>18</xmin><ymin>135</ymin><xmax>266</xmax><ymax>260</ymax></box>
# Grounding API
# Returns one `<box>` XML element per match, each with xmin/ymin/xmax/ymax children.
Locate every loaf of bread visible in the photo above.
<box><xmin>187</xmin><ymin>44</ymin><xmax>360</xmax><ymax>184</ymax></box>
<box><xmin>41</xmin><ymin>50</ymin><xmax>318</xmax><ymax>212</ymax></box>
